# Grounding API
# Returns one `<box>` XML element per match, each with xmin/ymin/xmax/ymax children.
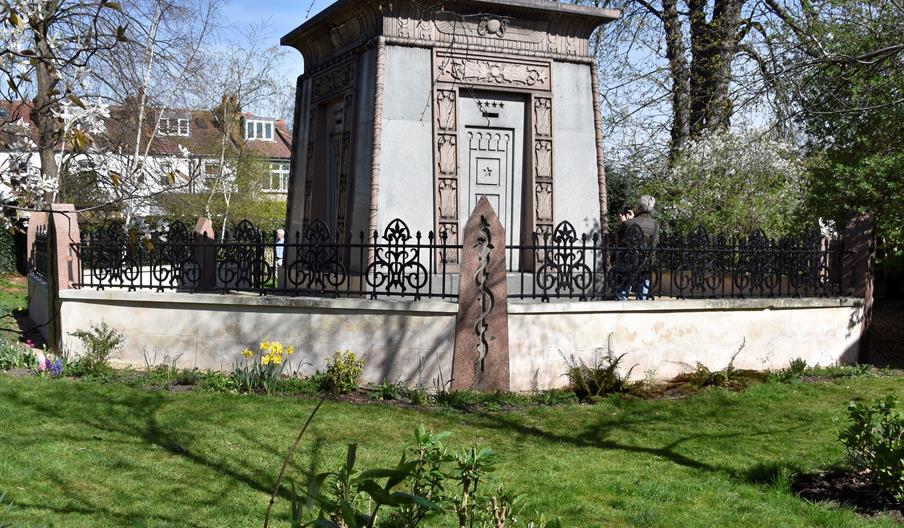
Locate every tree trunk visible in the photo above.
<box><xmin>32</xmin><ymin>19</ymin><xmax>60</xmax><ymax>204</ymax></box>
<box><xmin>687</xmin><ymin>0</ymin><xmax>743</xmax><ymax>136</ymax></box>
<box><xmin>663</xmin><ymin>0</ymin><xmax>691</xmax><ymax>157</ymax></box>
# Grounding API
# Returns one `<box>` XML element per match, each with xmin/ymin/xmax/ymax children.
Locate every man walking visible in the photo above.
<box><xmin>617</xmin><ymin>195</ymin><xmax>660</xmax><ymax>300</ymax></box>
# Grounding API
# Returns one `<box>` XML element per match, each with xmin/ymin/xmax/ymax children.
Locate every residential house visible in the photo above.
<box><xmin>0</xmin><ymin>97</ymin><xmax>293</xmax><ymax>218</ymax></box>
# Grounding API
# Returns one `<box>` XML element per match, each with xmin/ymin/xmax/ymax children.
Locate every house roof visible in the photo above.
<box><xmin>0</xmin><ymin>100</ymin><xmax>292</xmax><ymax>160</ymax></box>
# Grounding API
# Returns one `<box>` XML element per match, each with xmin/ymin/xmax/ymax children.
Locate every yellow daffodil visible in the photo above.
<box><xmin>241</xmin><ymin>348</ymin><xmax>254</xmax><ymax>358</ymax></box>
<box><xmin>261</xmin><ymin>354</ymin><xmax>271</xmax><ymax>365</ymax></box>
<box><xmin>272</xmin><ymin>342</ymin><xmax>283</xmax><ymax>355</ymax></box>
<box><xmin>272</xmin><ymin>354</ymin><xmax>283</xmax><ymax>365</ymax></box>
<box><xmin>260</xmin><ymin>341</ymin><xmax>271</xmax><ymax>351</ymax></box>
<box><xmin>286</xmin><ymin>346</ymin><xmax>295</xmax><ymax>356</ymax></box>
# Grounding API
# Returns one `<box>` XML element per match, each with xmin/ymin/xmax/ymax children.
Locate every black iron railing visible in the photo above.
<box><xmin>73</xmin><ymin>218</ymin><xmax>848</xmax><ymax>301</ymax></box>
<box><xmin>30</xmin><ymin>226</ymin><xmax>49</xmax><ymax>282</ymax></box>
<box><xmin>73</xmin><ymin>219</ymin><xmax>461</xmax><ymax>300</ymax></box>
<box><xmin>507</xmin><ymin>221</ymin><xmax>847</xmax><ymax>301</ymax></box>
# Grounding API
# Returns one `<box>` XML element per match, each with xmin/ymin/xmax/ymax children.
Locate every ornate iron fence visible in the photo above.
<box><xmin>73</xmin><ymin>219</ymin><xmax>461</xmax><ymax>300</ymax></box>
<box><xmin>508</xmin><ymin>221</ymin><xmax>847</xmax><ymax>301</ymax></box>
<box><xmin>73</xmin><ymin>218</ymin><xmax>848</xmax><ymax>301</ymax></box>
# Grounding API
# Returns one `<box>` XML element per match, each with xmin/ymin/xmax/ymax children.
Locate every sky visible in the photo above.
<box><xmin>220</xmin><ymin>0</ymin><xmax>334</xmax><ymax>81</ymax></box>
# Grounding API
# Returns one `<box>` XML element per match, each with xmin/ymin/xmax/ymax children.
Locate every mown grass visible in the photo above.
<box><xmin>0</xmin><ymin>274</ymin><xmax>27</xmax><ymax>333</ymax></box>
<box><xmin>0</xmin><ymin>373</ymin><xmax>902</xmax><ymax>527</ymax></box>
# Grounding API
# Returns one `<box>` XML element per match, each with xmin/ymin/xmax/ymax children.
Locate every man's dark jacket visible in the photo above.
<box><xmin>623</xmin><ymin>212</ymin><xmax>660</xmax><ymax>247</ymax></box>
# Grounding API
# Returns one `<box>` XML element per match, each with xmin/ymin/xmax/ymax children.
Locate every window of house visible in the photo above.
<box><xmin>245</xmin><ymin>119</ymin><xmax>274</xmax><ymax>141</ymax></box>
<box><xmin>0</xmin><ymin>108</ymin><xmax>9</xmax><ymax>119</ymax></box>
<box><xmin>265</xmin><ymin>161</ymin><xmax>290</xmax><ymax>192</ymax></box>
<box><xmin>159</xmin><ymin>116</ymin><xmax>190</xmax><ymax>137</ymax></box>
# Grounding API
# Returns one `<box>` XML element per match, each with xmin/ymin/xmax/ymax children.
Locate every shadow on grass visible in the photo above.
<box><xmin>2</xmin><ymin>383</ymin><xmax>310</xmax><ymax>522</ymax></box>
<box><xmin>450</xmin><ymin>397</ymin><xmax>811</xmax><ymax>477</ymax></box>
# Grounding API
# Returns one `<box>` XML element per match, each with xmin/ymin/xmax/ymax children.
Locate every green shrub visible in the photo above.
<box><xmin>771</xmin><ymin>358</ymin><xmax>808</xmax><ymax>383</ymax></box>
<box><xmin>200</xmin><ymin>371</ymin><xmax>236</xmax><ymax>393</ymax></box>
<box><xmin>563</xmin><ymin>339</ymin><xmax>636</xmax><ymax>402</ymax></box>
<box><xmin>68</xmin><ymin>322</ymin><xmax>123</xmax><ymax>377</ymax></box>
<box><xmin>369</xmin><ymin>379</ymin><xmax>405</xmax><ymax>401</ymax></box>
<box><xmin>286</xmin><ymin>425</ymin><xmax>558</xmax><ymax>527</ymax></box>
<box><xmin>270</xmin><ymin>374</ymin><xmax>324</xmax><ymax>396</ymax></box>
<box><xmin>839</xmin><ymin>396</ymin><xmax>904</xmax><ymax>502</ymax></box>
<box><xmin>402</xmin><ymin>385</ymin><xmax>431</xmax><ymax>406</ymax></box>
<box><xmin>323</xmin><ymin>350</ymin><xmax>364</xmax><ymax>394</ymax></box>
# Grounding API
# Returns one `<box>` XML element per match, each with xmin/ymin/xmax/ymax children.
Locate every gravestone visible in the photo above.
<box><xmin>453</xmin><ymin>197</ymin><xmax>510</xmax><ymax>390</ymax></box>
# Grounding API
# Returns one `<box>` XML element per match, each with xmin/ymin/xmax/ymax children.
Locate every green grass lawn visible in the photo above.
<box><xmin>0</xmin><ymin>374</ymin><xmax>902</xmax><ymax>527</ymax></box>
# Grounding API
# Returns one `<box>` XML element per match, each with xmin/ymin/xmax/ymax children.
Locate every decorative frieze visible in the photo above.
<box><xmin>432</xmin><ymin>82</ymin><xmax>460</xmax><ymax>264</ymax></box>
<box><xmin>531</xmin><ymin>95</ymin><xmax>554</xmax><ymax>257</ymax></box>
<box><xmin>436</xmin><ymin>53</ymin><xmax>551</xmax><ymax>91</ymax></box>
<box><xmin>311</xmin><ymin>61</ymin><xmax>355</xmax><ymax>102</ymax></box>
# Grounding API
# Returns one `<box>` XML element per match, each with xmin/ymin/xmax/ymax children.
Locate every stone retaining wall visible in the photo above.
<box><xmin>56</xmin><ymin>289</ymin><xmax>862</xmax><ymax>390</ymax></box>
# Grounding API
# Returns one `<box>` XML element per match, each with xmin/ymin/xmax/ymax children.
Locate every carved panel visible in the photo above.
<box><xmin>437</xmin><ymin>135</ymin><xmax>457</xmax><ymax>176</ymax></box>
<box><xmin>431</xmin><ymin>11</ymin><xmax>549</xmax><ymax>52</ymax></box>
<box><xmin>438</xmin><ymin>179</ymin><xmax>458</xmax><ymax>221</ymax></box>
<box><xmin>535</xmin><ymin>140</ymin><xmax>552</xmax><ymax>180</ymax></box>
<box><xmin>302</xmin><ymin>108</ymin><xmax>317</xmax><ymax>230</ymax></box>
<box><xmin>311</xmin><ymin>62</ymin><xmax>355</xmax><ymax>102</ymax></box>
<box><xmin>536</xmin><ymin>182</ymin><xmax>552</xmax><ymax>222</ymax></box>
<box><xmin>534</xmin><ymin>98</ymin><xmax>552</xmax><ymax>137</ymax></box>
<box><xmin>432</xmin><ymin>76</ymin><xmax>460</xmax><ymax>265</ymax></box>
<box><xmin>436</xmin><ymin>53</ymin><xmax>551</xmax><ymax>91</ymax></box>
<box><xmin>436</xmin><ymin>90</ymin><xmax>457</xmax><ymax>131</ymax></box>
<box><xmin>531</xmin><ymin>95</ymin><xmax>554</xmax><ymax>255</ymax></box>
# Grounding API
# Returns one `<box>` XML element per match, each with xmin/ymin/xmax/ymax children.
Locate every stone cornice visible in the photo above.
<box><xmin>281</xmin><ymin>0</ymin><xmax>620</xmax><ymax>69</ymax></box>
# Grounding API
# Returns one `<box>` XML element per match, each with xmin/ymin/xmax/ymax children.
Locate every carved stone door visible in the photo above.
<box><xmin>459</xmin><ymin>92</ymin><xmax>525</xmax><ymax>270</ymax></box>
<box><xmin>310</xmin><ymin>99</ymin><xmax>345</xmax><ymax>231</ymax></box>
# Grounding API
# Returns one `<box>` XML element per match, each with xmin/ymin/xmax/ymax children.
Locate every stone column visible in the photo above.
<box><xmin>452</xmin><ymin>197</ymin><xmax>510</xmax><ymax>391</ymax></box>
<box><xmin>193</xmin><ymin>217</ymin><xmax>217</xmax><ymax>291</ymax></box>
<box><xmin>842</xmin><ymin>212</ymin><xmax>876</xmax><ymax>361</ymax></box>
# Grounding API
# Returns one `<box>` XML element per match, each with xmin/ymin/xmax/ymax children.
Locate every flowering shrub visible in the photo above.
<box><xmin>232</xmin><ymin>341</ymin><xmax>296</xmax><ymax>394</ymax></box>
<box><xmin>323</xmin><ymin>350</ymin><xmax>364</xmax><ymax>394</ymax></box>
<box><xmin>644</xmin><ymin>127</ymin><xmax>807</xmax><ymax>238</ymax></box>
<box><xmin>0</xmin><ymin>335</ymin><xmax>35</xmax><ymax>371</ymax></box>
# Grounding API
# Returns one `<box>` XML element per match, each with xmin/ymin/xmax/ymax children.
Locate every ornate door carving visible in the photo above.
<box><xmin>458</xmin><ymin>92</ymin><xmax>525</xmax><ymax>270</ymax></box>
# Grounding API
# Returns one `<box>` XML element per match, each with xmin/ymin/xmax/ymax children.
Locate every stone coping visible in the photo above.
<box><xmin>508</xmin><ymin>297</ymin><xmax>863</xmax><ymax>314</ymax></box>
<box><xmin>59</xmin><ymin>289</ymin><xmax>862</xmax><ymax>316</ymax></box>
<box><xmin>59</xmin><ymin>289</ymin><xmax>460</xmax><ymax>314</ymax></box>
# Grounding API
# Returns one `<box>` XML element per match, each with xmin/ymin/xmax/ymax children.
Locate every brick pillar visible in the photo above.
<box><xmin>193</xmin><ymin>217</ymin><xmax>217</xmax><ymax>291</ymax></box>
<box><xmin>452</xmin><ymin>197</ymin><xmax>510</xmax><ymax>391</ymax></box>
<box><xmin>48</xmin><ymin>204</ymin><xmax>81</xmax><ymax>289</ymax></box>
<box><xmin>45</xmin><ymin>204</ymin><xmax>81</xmax><ymax>351</ymax></box>
<box><xmin>25</xmin><ymin>211</ymin><xmax>49</xmax><ymax>273</ymax></box>
<box><xmin>842</xmin><ymin>212</ymin><xmax>876</xmax><ymax>361</ymax></box>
